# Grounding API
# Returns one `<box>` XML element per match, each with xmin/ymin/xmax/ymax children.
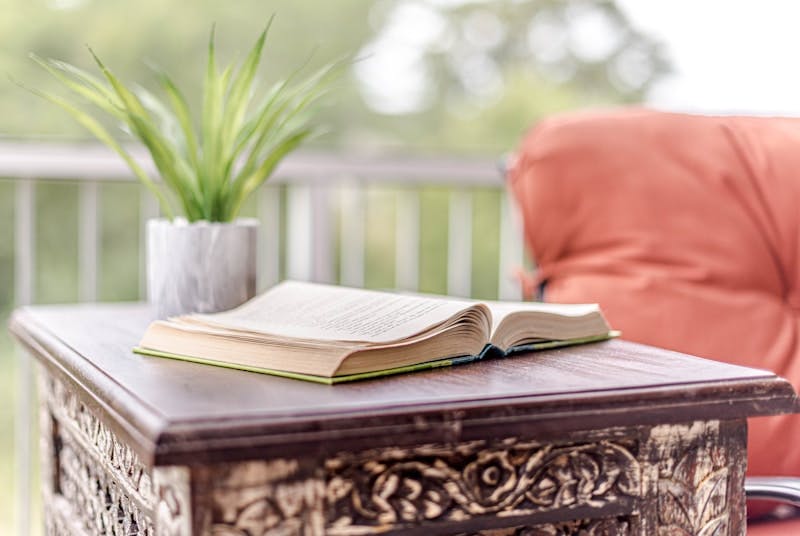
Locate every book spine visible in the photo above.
<box><xmin>478</xmin><ymin>343</ymin><xmax>505</xmax><ymax>361</ymax></box>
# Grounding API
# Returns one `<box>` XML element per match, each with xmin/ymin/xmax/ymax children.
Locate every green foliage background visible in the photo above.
<box><xmin>0</xmin><ymin>0</ymin><xmax>668</xmax><ymax>533</ymax></box>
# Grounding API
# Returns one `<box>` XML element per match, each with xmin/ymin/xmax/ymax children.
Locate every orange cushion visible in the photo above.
<box><xmin>509</xmin><ymin>108</ymin><xmax>800</xmax><ymax>481</ymax></box>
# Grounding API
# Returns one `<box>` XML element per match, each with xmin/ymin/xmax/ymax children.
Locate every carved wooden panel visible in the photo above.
<box><xmin>325</xmin><ymin>439</ymin><xmax>641</xmax><ymax>535</ymax></box>
<box><xmin>56</xmin><ymin>437</ymin><xmax>154</xmax><ymax>535</ymax></box>
<box><xmin>640</xmin><ymin>420</ymin><xmax>746</xmax><ymax>536</ymax></box>
<box><xmin>43</xmin><ymin>497</ymin><xmax>95</xmax><ymax>536</ymax></box>
<box><xmin>36</xmin><ymin>365</ymin><xmax>748</xmax><ymax>536</ymax></box>
<box><xmin>42</xmin><ymin>372</ymin><xmax>155</xmax><ymax>509</ymax></box>
<box><xmin>39</xmin><ymin>369</ymin><xmax>192</xmax><ymax>536</ymax></box>
<box><xmin>193</xmin><ymin>460</ymin><xmax>325</xmax><ymax>535</ymax></box>
<box><xmin>153</xmin><ymin>467</ymin><xmax>193</xmax><ymax>536</ymax></box>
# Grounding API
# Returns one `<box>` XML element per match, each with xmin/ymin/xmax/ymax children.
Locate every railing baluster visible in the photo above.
<box><xmin>447</xmin><ymin>189</ymin><xmax>473</xmax><ymax>297</ymax></box>
<box><xmin>286</xmin><ymin>184</ymin><xmax>313</xmax><ymax>281</ymax></box>
<box><xmin>78</xmin><ymin>181</ymin><xmax>99</xmax><ymax>302</ymax></box>
<box><xmin>498</xmin><ymin>190</ymin><xmax>524</xmax><ymax>301</ymax></box>
<box><xmin>138</xmin><ymin>188</ymin><xmax>159</xmax><ymax>300</ymax></box>
<box><xmin>311</xmin><ymin>185</ymin><xmax>334</xmax><ymax>284</ymax></box>
<box><xmin>15</xmin><ymin>180</ymin><xmax>35</xmax><ymax>306</ymax></box>
<box><xmin>395</xmin><ymin>189</ymin><xmax>420</xmax><ymax>291</ymax></box>
<box><xmin>340</xmin><ymin>183</ymin><xmax>365</xmax><ymax>288</ymax></box>
<box><xmin>258</xmin><ymin>186</ymin><xmax>282</xmax><ymax>290</ymax></box>
<box><xmin>14</xmin><ymin>179</ymin><xmax>35</xmax><ymax>536</ymax></box>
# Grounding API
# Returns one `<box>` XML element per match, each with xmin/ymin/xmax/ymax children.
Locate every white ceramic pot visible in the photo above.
<box><xmin>147</xmin><ymin>218</ymin><xmax>258</xmax><ymax>318</ymax></box>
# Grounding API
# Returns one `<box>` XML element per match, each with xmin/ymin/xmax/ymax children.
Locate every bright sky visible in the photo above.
<box><xmin>354</xmin><ymin>1</ymin><xmax>800</xmax><ymax>117</ymax></box>
<box><xmin>619</xmin><ymin>0</ymin><xmax>800</xmax><ymax>115</ymax></box>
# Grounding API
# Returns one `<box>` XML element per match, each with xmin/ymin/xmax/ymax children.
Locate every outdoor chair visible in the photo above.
<box><xmin>508</xmin><ymin>107</ymin><xmax>800</xmax><ymax>533</ymax></box>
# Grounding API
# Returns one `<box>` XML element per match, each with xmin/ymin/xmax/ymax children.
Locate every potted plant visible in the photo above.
<box><xmin>26</xmin><ymin>21</ymin><xmax>337</xmax><ymax>318</ymax></box>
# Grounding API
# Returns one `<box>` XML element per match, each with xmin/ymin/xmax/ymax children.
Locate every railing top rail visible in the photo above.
<box><xmin>0</xmin><ymin>141</ymin><xmax>506</xmax><ymax>186</ymax></box>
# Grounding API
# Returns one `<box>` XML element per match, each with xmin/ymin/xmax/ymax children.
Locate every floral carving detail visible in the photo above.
<box><xmin>153</xmin><ymin>467</ymin><xmax>193</xmax><ymax>536</ymax></box>
<box><xmin>326</xmin><ymin>439</ymin><xmax>641</xmax><ymax>533</ymax></box>
<box><xmin>207</xmin><ymin>461</ymin><xmax>325</xmax><ymax>535</ymax></box>
<box><xmin>463</xmin><ymin>452</ymin><xmax>518</xmax><ymax>507</ymax></box>
<box><xmin>342</xmin><ymin>460</ymin><xmax>454</xmax><ymax>524</ymax></box>
<box><xmin>39</xmin><ymin>371</ymin><xmax>195</xmax><ymax>536</ymax></box>
<box><xmin>527</xmin><ymin>443</ymin><xmax>641</xmax><ymax>509</ymax></box>
<box><xmin>42</xmin><ymin>372</ymin><xmax>154</xmax><ymax>507</ymax></box>
<box><xmin>211</xmin><ymin>497</ymin><xmax>287</xmax><ymax>535</ymax></box>
<box><xmin>56</xmin><ymin>439</ymin><xmax>154</xmax><ymax>535</ymax></box>
<box><xmin>371</xmin><ymin>462</ymin><xmax>449</xmax><ymax>523</ymax></box>
<box><xmin>657</xmin><ymin>442</ymin><xmax>730</xmax><ymax>536</ymax></box>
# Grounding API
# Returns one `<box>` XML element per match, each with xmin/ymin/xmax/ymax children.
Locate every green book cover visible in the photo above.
<box><xmin>133</xmin><ymin>331</ymin><xmax>619</xmax><ymax>385</ymax></box>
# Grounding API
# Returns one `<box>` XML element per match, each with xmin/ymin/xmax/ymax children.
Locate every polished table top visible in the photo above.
<box><xmin>10</xmin><ymin>303</ymin><xmax>798</xmax><ymax>466</ymax></box>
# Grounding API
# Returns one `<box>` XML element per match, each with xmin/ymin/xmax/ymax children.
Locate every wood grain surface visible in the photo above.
<box><xmin>9</xmin><ymin>303</ymin><xmax>798</xmax><ymax>466</ymax></box>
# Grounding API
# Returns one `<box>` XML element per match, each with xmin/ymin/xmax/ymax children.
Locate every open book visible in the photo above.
<box><xmin>135</xmin><ymin>281</ymin><xmax>616</xmax><ymax>384</ymax></box>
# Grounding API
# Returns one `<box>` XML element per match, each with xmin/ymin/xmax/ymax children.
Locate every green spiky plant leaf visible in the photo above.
<box><xmin>27</xmin><ymin>21</ymin><xmax>339</xmax><ymax>222</ymax></box>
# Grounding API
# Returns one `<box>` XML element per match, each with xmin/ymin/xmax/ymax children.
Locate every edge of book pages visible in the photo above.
<box><xmin>133</xmin><ymin>331</ymin><xmax>621</xmax><ymax>385</ymax></box>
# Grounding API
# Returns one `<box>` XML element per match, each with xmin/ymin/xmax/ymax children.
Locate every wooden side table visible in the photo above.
<box><xmin>9</xmin><ymin>304</ymin><xmax>799</xmax><ymax>535</ymax></box>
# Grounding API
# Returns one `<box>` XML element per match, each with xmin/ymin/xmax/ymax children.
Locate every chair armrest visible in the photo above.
<box><xmin>746</xmin><ymin>477</ymin><xmax>800</xmax><ymax>506</ymax></box>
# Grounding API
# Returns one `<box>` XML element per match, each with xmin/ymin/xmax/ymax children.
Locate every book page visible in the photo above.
<box><xmin>485</xmin><ymin>300</ymin><xmax>600</xmax><ymax>337</ymax></box>
<box><xmin>191</xmin><ymin>281</ymin><xmax>477</xmax><ymax>343</ymax></box>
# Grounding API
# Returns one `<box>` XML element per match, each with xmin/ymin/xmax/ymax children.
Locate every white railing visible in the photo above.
<box><xmin>3</xmin><ymin>141</ymin><xmax>525</xmax><ymax>302</ymax></box>
<box><xmin>3</xmin><ymin>140</ymin><xmax>526</xmax><ymax>535</ymax></box>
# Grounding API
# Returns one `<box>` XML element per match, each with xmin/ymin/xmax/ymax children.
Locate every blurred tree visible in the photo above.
<box><xmin>352</xmin><ymin>0</ymin><xmax>669</xmax><ymax>152</ymax></box>
<box><xmin>1</xmin><ymin>0</ymin><xmax>668</xmax><ymax>153</ymax></box>
<box><xmin>0</xmin><ymin>0</ymin><xmax>373</xmax><ymax>139</ymax></box>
